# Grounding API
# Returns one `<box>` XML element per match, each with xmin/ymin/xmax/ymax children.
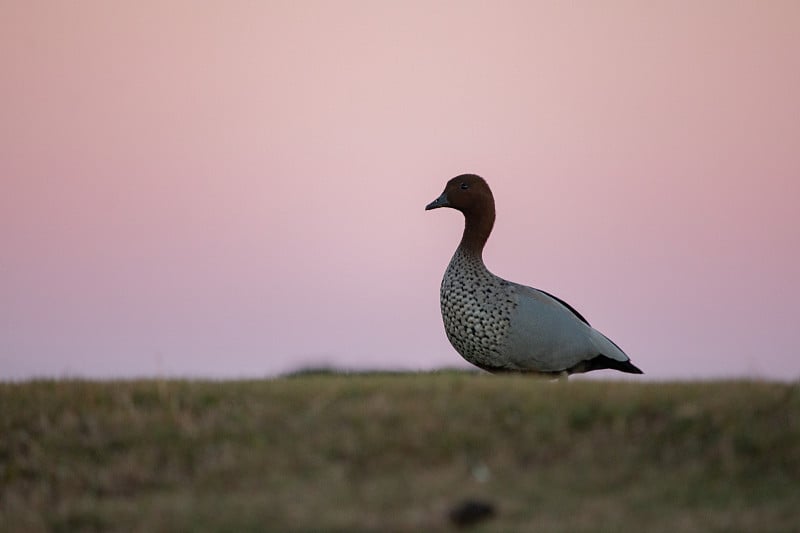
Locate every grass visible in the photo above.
<box><xmin>1</xmin><ymin>372</ymin><xmax>799</xmax><ymax>532</ymax></box>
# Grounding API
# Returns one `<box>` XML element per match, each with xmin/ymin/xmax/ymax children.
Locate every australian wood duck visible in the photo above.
<box><xmin>426</xmin><ymin>174</ymin><xmax>643</xmax><ymax>377</ymax></box>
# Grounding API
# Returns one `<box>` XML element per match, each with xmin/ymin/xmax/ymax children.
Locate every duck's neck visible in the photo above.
<box><xmin>458</xmin><ymin>208</ymin><xmax>495</xmax><ymax>260</ymax></box>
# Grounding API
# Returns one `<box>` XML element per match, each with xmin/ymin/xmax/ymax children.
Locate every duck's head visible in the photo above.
<box><xmin>425</xmin><ymin>174</ymin><xmax>494</xmax><ymax>215</ymax></box>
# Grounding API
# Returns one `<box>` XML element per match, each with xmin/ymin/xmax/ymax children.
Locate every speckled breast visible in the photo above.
<box><xmin>439</xmin><ymin>250</ymin><xmax>516</xmax><ymax>370</ymax></box>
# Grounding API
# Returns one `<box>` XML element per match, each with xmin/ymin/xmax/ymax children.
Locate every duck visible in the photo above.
<box><xmin>426</xmin><ymin>174</ymin><xmax>643</xmax><ymax>377</ymax></box>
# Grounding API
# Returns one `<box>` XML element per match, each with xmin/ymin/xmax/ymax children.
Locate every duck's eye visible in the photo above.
<box><xmin>460</xmin><ymin>183</ymin><xmax>470</xmax><ymax>190</ymax></box>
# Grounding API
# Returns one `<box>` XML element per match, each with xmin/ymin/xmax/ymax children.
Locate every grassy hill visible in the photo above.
<box><xmin>2</xmin><ymin>373</ymin><xmax>799</xmax><ymax>532</ymax></box>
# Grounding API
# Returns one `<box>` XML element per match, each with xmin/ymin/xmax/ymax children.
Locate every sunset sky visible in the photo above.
<box><xmin>2</xmin><ymin>1</ymin><xmax>799</xmax><ymax>380</ymax></box>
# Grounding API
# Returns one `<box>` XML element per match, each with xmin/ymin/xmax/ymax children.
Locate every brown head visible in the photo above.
<box><xmin>426</xmin><ymin>173</ymin><xmax>496</xmax><ymax>256</ymax></box>
<box><xmin>425</xmin><ymin>174</ymin><xmax>495</xmax><ymax>215</ymax></box>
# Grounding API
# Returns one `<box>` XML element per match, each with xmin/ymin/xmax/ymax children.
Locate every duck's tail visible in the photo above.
<box><xmin>578</xmin><ymin>354</ymin><xmax>644</xmax><ymax>374</ymax></box>
<box><xmin>582</xmin><ymin>328</ymin><xmax>644</xmax><ymax>375</ymax></box>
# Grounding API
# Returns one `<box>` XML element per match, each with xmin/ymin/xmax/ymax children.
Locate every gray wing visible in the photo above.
<box><xmin>534</xmin><ymin>288</ymin><xmax>590</xmax><ymax>326</ymax></box>
<box><xmin>503</xmin><ymin>284</ymin><xmax>599</xmax><ymax>372</ymax></box>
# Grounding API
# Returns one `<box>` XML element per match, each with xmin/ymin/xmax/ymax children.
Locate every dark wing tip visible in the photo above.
<box><xmin>572</xmin><ymin>355</ymin><xmax>644</xmax><ymax>375</ymax></box>
<box><xmin>621</xmin><ymin>361</ymin><xmax>644</xmax><ymax>374</ymax></box>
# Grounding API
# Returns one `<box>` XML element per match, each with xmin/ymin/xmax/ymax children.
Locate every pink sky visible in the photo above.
<box><xmin>2</xmin><ymin>1</ymin><xmax>799</xmax><ymax>380</ymax></box>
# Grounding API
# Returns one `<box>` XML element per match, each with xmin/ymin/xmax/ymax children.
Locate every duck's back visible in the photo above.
<box><xmin>503</xmin><ymin>284</ymin><xmax>609</xmax><ymax>372</ymax></box>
